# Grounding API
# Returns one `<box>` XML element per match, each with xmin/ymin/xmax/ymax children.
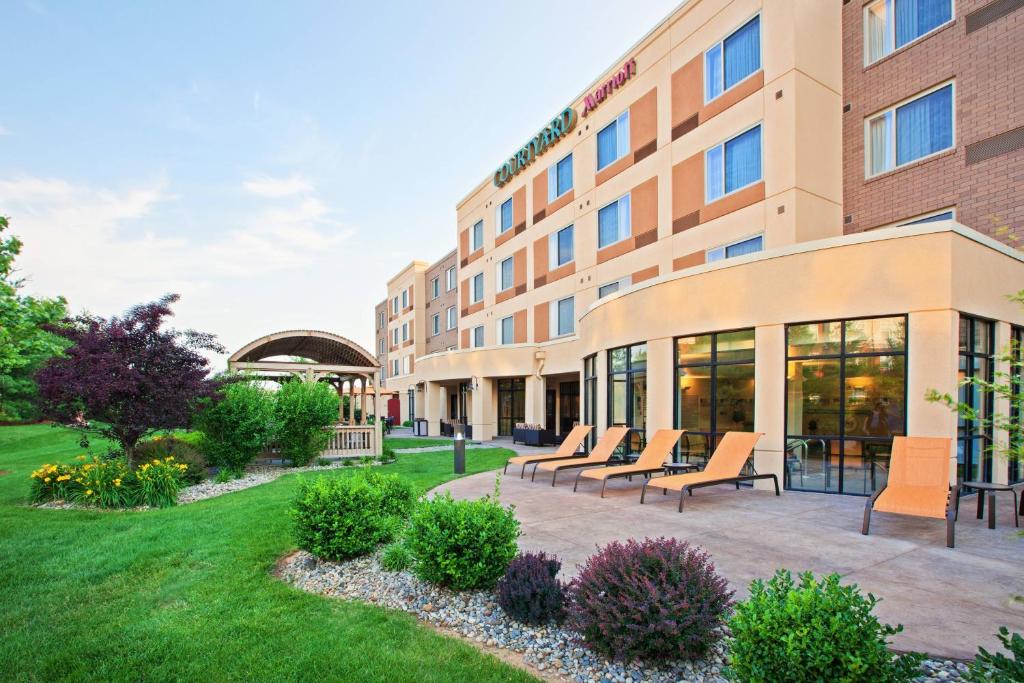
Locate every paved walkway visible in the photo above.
<box><xmin>432</xmin><ymin>468</ymin><xmax>1024</xmax><ymax>659</ymax></box>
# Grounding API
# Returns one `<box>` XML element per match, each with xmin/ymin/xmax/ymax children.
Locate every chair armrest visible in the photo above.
<box><xmin>867</xmin><ymin>482</ymin><xmax>887</xmax><ymax>506</ymax></box>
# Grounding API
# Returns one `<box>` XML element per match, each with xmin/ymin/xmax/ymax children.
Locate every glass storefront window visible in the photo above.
<box><xmin>957</xmin><ymin>316</ymin><xmax>994</xmax><ymax>484</ymax></box>
<box><xmin>785</xmin><ymin>315</ymin><xmax>907</xmax><ymax>496</ymax></box>
<box><xmin>583</xmin><ymin>355</ymin><xmax>598</xmax><ymax>450</ymax></box>
<box><xmin>676</xmin><ymin>329</ymin><xmax>755</xmax><ymax>463</ymax></box>
<box><xmin>608</xmin><ymin>342</ymin><xmax>647</xmax><ymax>454</ymax></box>
<box><xmin>497</xmin><ymin>378</ymin><xmax>525</xmax><ymax>437</ymax></box>
<box><xmin>1011</xmin><ymin>327</ymin><xmax>1023</xmax><ymax>484</ymax></box>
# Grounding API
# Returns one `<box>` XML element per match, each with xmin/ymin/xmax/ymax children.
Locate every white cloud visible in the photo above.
<box><xmin>242</xmin><ymin>174</ymin><xmax>312</xmax><ymax>198</ymax></box>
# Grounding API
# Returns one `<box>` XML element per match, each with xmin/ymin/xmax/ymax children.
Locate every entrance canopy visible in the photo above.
<box><xmin>228</xmin><ymin>329</ymin><xmax>379</xmax><ymax>378</ymax></box>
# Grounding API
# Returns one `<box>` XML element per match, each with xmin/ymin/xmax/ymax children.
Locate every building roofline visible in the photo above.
<box><xmin>385</xmin><ymin>260</ymin><xmax>430</xmax><ymax>286</ymax></box>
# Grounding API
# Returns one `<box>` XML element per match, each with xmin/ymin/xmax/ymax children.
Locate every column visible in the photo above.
<box><xmin>645</xmin><ymin>338</ymin><xmax>674</xmax><ymax>445</ymax></box>
<box><xmin>424</xmin><ymin>381</ymin><xmax>442</xmax><ymax>436</ymax></box>
<box><xmin>471</xmin><ymin>377</ymin><xmax>495</xmax><ymax>441</ymax></box>
<box><xmin>753</xmin><ymin>324</ymin><xmax>786</xmax><ymax>491</ymax></box>
<box><xmin>348</xmin><ymin>380</ymin><xmax>356</xmax><ymax>425</ymax></box>
<box><xmin>992</xmin><ymin>321</ymin><xmax>1013</xmax><ymax>485</ymax></box>
<box><xmin>373</xmin><ymin>379</ymin><xmax>382</xmax><ymax>455</ymax></box>
<box><xmin>360</xmin><ymin>377</ymin><xmax>368</xmax><ymax>426</ymax></box>
<box><xmin>906</xmin><ymin>310</ymin><xmax>960</xmax><ymax>484</ymax></box>
<box><xmin>524</xmin><ymin>374</ymin><xmax>546</xmax><ymax>427</ymax></box>
<box><xmin>336</xmin><ymin>379</ymin><xmax>346</xmax><ymax>423</ymax></box>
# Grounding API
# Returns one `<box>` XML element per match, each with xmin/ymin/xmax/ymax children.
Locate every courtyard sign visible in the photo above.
<box><xmin>492</xmin><ymin>107</ymin><xmax>577</xmax><ymax>188</ymax></box>
<box><xmin>582</xmin><ymin>58</ymin><xmax>637</xmax><ymax>117</ymax></box>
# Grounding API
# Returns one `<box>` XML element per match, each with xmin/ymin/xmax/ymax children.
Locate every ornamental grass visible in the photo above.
<box><xmin>30</xmin><ymin>454</ymin><xmax>189</xmax><ymax>508</ymax></box>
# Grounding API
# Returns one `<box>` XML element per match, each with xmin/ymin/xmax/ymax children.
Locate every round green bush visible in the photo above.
<box><xmin>725</xmin><ymin>570</ymin><xmax>923</xmax><ymax>683</ymax></box>
<box><xmin>405</xmin><ymin>490</ymin><xmax>519</xmax><ymax>590</ymax></box>
<box><xmin>290</xmin><ymin>471</ymin><xmax>415</xmax><ymax>561</ymax></box>
<box><xmin>275</xmin><ymin>379</ymin><xmax>340</xmax><ymax>467</ymax></box>
<box><xmin>193</xmin><ymin>380</ymin><xmax>276</xmax><ymax>474</ymax></box>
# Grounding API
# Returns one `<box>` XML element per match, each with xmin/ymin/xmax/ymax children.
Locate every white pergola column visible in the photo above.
<box><xmin>360</xmin><ymin>376</ymin><xmax>368</xmax><ymax>426</ymax></box>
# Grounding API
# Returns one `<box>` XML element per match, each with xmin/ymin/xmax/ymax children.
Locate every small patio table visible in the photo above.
<box><xmin>663</xmin><ymin>462</ymin><xmax>699</xmax><ymax>476</ymax></box>
<box><xmin>958</xmin><ymin>481</ymin><xmax>1021</xmax><ymax>530</ymax></box>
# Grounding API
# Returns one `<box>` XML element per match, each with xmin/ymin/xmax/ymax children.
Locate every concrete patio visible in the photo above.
<box><xmin>433</xmin><ymin>467</ymin><xmax>1024</xmax><ymax>659</ymax></box>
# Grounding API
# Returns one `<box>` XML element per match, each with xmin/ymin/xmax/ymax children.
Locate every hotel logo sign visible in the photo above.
<box><xmin>582</xmin><ymin>58</ymin><xmax>637</xmax><ymax>117</ymax></box>
<box><xmin>492</xmin><ymin>107</ymin><xmax>577</xmax><ymax>188</ymax></box>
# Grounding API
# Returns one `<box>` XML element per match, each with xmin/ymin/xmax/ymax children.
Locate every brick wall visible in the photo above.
<box><xmin>373</xmin><ymin>300</ymin><xmax>388</xmax><ymax>381</ymax></box>
<box><xmin>842</xmin><ymin>0</ymin><xmax>1024</xmax><ymax>248</ymax></box>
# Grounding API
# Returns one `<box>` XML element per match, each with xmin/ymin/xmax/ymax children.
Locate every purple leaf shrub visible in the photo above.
<box><xmin>496</xmin><ymin>551</ymin><xmax>566</xmax><ymax>625</ymax></box>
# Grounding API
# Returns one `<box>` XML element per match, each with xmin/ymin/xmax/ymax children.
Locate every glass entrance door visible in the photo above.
<box><xmin>497</xmin><ymin>378</ymin><xmax>525</xmax><ymax>437</ymax></box>
<box><xmin>559</xmin><ymin>381</ymin><xmax>580</xmax><ymax>434</ymax></box>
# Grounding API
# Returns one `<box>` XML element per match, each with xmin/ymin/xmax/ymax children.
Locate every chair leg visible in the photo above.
<box><xmin>573</xmin><ymin>471</ymin><xmax>583</xmax><ymax>493</ymax></box>
<box><xmin>531</xmin><ymin>465</ymin><xmax>538</xmax><ymax>482</ymax></box>
<box><xmin>678</xmin><ymin>487</ymin><xmax>688</xmax><ymax>513</ymax></box>
<box><xmin>521</xmin><ymin>463</ymin><xmax>528</xmax><ymax>479</ymax></box>
<box><xmin>771</xmin><ymin>474</ymin><xmax>780</xmax><ymax>496</ymax></box>
<box><xmin>862</xmin><ymin>503</ymin><xmax>872</xmax><ymax>536</ymax></box>
<box><xmin>640</xmin><ymin>480</ymin><xmax>648</xmax><ymax>504</ymax></box>
<box><xmin>946</xmin><ymin>508</ymin><xmax>956</xmax><ymax>548</ymax></box>
<box><xmin>977</xmin><ymin>489</ymin><xmax>985</xmax><ymax>520</ymax></box>
<box><xmin>1014</xmin><ymin>491</ymin><xmax>1020</xmax><ymax>529</ymax></box>
<box><xmin>551</xmin><ymin>470</ymin><xmax>558</xmax><ymax>487</ymax></box>
<box><xmin>503</xmin><ymin>462</ymin><xmax>508</xmax><ymax>474</ymax></box>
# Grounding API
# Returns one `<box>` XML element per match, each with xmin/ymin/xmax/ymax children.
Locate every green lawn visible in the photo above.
<box><xmin>384</xmin><ymin>437</ymin><xmax>454</xmax><ymax>449</ymax></box>
<box><xmin>0</xmin><ymin>424</ymin><xmax>532</xmax><ymax>683</ymax></box>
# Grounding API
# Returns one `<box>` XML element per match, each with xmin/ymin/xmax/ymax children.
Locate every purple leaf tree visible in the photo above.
<box><xmin>36</xmin><ymin>294</ymin><xmax>225</xmax><ymax>461</ymax></box>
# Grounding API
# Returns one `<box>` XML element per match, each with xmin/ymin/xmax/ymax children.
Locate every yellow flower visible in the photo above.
<box><xmin>165</xmin><ymin>456</ymin><xmax>174</xmax><ymax>461</ymax></box>
<box><xmin>152</xmin><ymin>459</ymin><xmax>160</xmax><ymax>465</ymax></box>
<box><xmin>44</xmin><ymin>477</ymin><xmax>51</xmax><ymax>483</ymax></box>
<box><xmin>85</xmin><ymin>489</ymin><xmax>93</xmax><ymax>496</ymax></box>
<box><xmin>76</xmin><ymin>455</ymin><xmax>86</xmax><ymax>461</ymax></box>
<box><xmin>114</xmin><ymin>479</ymin><xmax>121</xmax><ymax>487</ymax></box>
<box><xmin>58</xmin><ymin>475</ymin><xmax>70</xmax><ymax>482</ymax></box>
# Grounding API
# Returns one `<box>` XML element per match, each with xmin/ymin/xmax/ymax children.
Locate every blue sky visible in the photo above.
<box><xmin>0</xmin><ymin>0</ymin><xmax>679</xmax><ymax>362</ymax></box>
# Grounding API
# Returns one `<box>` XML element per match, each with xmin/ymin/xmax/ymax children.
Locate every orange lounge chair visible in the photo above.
<box><xmin>640</xmin><ymin>432</ymin><xmax>775</xmax><ymax>512</ymax></box>
<box><xmin>503</xmin><ymin>425</ymin><xmax>593</xmax><ymax>478</ymax></box>
<box><xmin>533</xmin><ymin>426</ymin><xmax>630</xmax><ymax>486</ymax></box>
<box><xmin>574</xmin><ymin>429</ymin><xmax>685</xmax><ymax>498</ymax></box>
<box><xmin>862</xmin><ymin>436</ymin><xmax>958</xmax><ymax>548</ymax></box>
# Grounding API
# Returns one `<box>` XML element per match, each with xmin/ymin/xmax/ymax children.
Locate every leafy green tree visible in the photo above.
<box><xmin>275</xmin><ymin>379</ymin><xmax>339</xmax><ymax>466</ymax></box>
<box><xmin>0</xmin><ymin>216</ymin><xmax>69</xmax><ymax>420</ymax></box>
<box><xmin>193</xmin><ymin>378</ymin><xmax>277</xmax><ymax>475</ymax></box>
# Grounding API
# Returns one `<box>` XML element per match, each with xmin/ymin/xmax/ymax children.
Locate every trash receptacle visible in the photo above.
<box><xmin>414</xmin><ymin>418</ymin><xmax>428</xmax><ymax>436</ymax></box>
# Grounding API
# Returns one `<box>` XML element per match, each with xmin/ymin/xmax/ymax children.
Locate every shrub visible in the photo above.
<box><xmin>275</xmin><ymin>380</ymin><xmax>340</xmax><ymax>467</ymax></box>
<box><xmin>135</xmin><ymin>436</ymin><xmax>206</xmax><ymax>484</ymax></box>
<box><xmin>567</xmin><ymin>537</ymin><xmax>731</xmax><ymax>663</ymax></box>
<box><xmin>30</xmin><ymin>454</ymin><xmax>187</xmax><ymax>508</ymax></box>
<box><xmin>725</xmin><ymin>570</ymin><xmax>923</xmax><ymax>683</ymax></box>
<box><xmin>405</xmin><ymin>489</ymin><xmax>519</xmax><ymax>590</ymax></box>
<box><xmin>497</xmin><ymin>551</ymin><xmax>566</xmax><ymax>625</ymax></box>
<box><xmin>133</xmin><ymin>457</ymin><xmax>189</xmax><ymax>507</ymax></box>
<box><xmin>967</xmin><ymin>627</ymin><xmax>1024</xmax><ymax>682</ymax></box>
<box><xmin>290</xmin><ymin>471</ymin><xmax>415</xmax><ymax>561</ymax></box>
<box><xmin>194</xmin><ymin>380</ymin><xmax>275</xmax><ymax>474</ymax></box>
<box><xmin>380</xmin><ymin>540</ymin><xmax>413</xmax><ymax>572</ymax></box>
<box><xmin>379</xmin><ymin>444</ymin><xmax>397</xmax><ymax>464</ymax></box>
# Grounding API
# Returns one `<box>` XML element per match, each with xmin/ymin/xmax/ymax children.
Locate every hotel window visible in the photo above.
<box><xmin>392</xmin><ymin>296</ymin><xmax>398</xmax><ymax>314</ymax></box>
<box><xmin>401</xmin><ymin>322</ymin><xmax>408</xmax><ymax>342</ymax></box>
<box><xmin>900</xmin><ymin>208</ymin><xmax>954</xmax><ymax>226</ymax></box>
<box><xmin>446</xmin><ymin>265</ymin><xmax>457</xmax><ymax>291</ymax></box>
<box><xmin>675</xmin><ymin>329</ymin><xmax>755</xmax><ymax>463</ymax></box>
<box><xmin>598</xmin><ymin>276</ymin><xmax>631</xmax><ymax>299</ymax></box>
<box><xmin>392</xmin><ymin>359</ymin><xmax>399</xmax><ymax>377</ymax></box>
<box><xmin>583</xmin><ymin>355</ymin><xmax>598</xmax><ymax>450</ymax></box>
<box><xmin>432</xmin><ymin>313</ymin><xmax>440</xmax><ymax>336</ymax></box>
<box><xmin>471</xmin><ymin>220</ymin><xmax>484</xmax><ymax>251</ymax></box>
<box><xmin>472</xmin><ymin>325</ymin><xmax>485</xmax><ymax>348</ymax></box>
<box><xmin>496</xmin><ymin>257</ymin><xmax>514</xmax><ymax>292</ymax></box>
<box><xmin>392</xmin><ymin>328</ymin><xmax>399</xmax><ymax>345</ymax></box>
<box><xmin>548</xmin><ymin>225</ymin><xmax>574</xmax><ymax>269</ymax></box>
<box><xmin>548</xmin><ymin>153</ymin><xmax>573</xmax><ymax>201</ymax></box>
<box><xmin>865</xmin><ymin>0</ymin><xmax>952</xmax><ymax>64</ymax></box>
<box><xmin>705</xmin><ymin>15</ymin><xmax>761</xmax><ymax>102</ymax></box>
<box><xmin>496</xmin><ymin>198</ymin><xmax>513</xmax><ymax>234</ymax></box>
<box><xmin>401</xmin><ymin>289</ymin><xmax>408</xmax><ymax>309</ymax></box>
<box><xmin>958</xmin><ymin>316</ymin><xmax>995</xmax><ymax>484</ymax></box>
<box><xmin>706</xmin><ymin>124</ymin><xmax>762</xmax><ymax>203</ymax></box>
<box><xmin>596</xmin><ymin>110</ymin><xmax>630</xmax><ymax>171</ymax></box>
<box><xmin>548</xmin><ymin>296</ymin><xmax>575</xmax><ymax>339</ymax></box>
<box><xmin>471</xmin><ymin>272</ymin><xmax>484</xmax><ymax>303</ymax></box>
<box><xmin>866</xmin><ymin>82</ymin><xmax>953</xmax><ymax>177</ymax></box>
<box><xmin>707</xmin><ymin>234</ymin><xmax>763</xmax><ymax>262</ymax></box>
<box><xmin>1011</xmin><ymin>326</ymin><xmax>1023</xmax><ymax>484</ymax></box>
<box><xmin>378</xmin><ymin>310</ymin><xmax>384</xmax><ymax>329</ymax></box>
<box><xmin>446</xmin><ymin>305</ymin><xmax>457</xmax><ymax>330</ymax></box>
<box><xmin>378</xmin><ymin>339</ymin><xmax>384</xmax><ymax>355</ymax></box>
<box><xmin>608</xmin><ymin>343</ymin><xmax>647</xmax><ymax>454</ymax></box>
<box><xmin>498</xmin><ymin>315</ymin><xmax>514</xmax><ymax>345</ymax></box>
<box><xmin>598</xmin><ymin>194</ymin><xmax>631</xmax><ymax>248</ymax></box>
<box><xmin>785</xmin><ymin>316</ymin><xmax>907</xmax><ymax>496</ymax></box>
<box><xmin>403</xmin><ymin>355</ymin><xmax>410</xmax><ymax>375</ymax></box>
<box><xmin>431</xmin><ymin>277</ymin><xmax>440</xmax><ymax>299</ymax></box>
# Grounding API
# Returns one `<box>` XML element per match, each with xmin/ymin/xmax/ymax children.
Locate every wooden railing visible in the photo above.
<box><xmin>322</xmin><ymin>424</ymin><xmax>376</xmax><ymax>457</ymax></box>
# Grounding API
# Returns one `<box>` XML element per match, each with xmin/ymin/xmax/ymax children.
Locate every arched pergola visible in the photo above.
<box><xmin>228</xmin><ymin>330</ymin><xmax>382</xmax><ymax>456</ymax></box>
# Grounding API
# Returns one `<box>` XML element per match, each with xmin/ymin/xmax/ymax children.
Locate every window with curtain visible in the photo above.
<box><xmin>431</xmin><ymin>277</ymin><xmax>439</xmax><ymax>299</ymax></box>
<box><xmin>865</xmin><ymin>0</ymin><xmax>952</xmax><ymax>64</ymax></box>
<box><xmin>472</xmin><ymin>325</ymin><xmax>484</xmax><ymax>348</ymax></box>
<box><xmin>548</xmin><ymin>154</ymin><xmax>573</xmax><ymax>200</ymax></box>
<box><xmin>705</xmin><ymin>15</ymin><xmax>761</xmax><ymax>102</ymax></box>
<box><xmin>866</xmin><ymin>83</ymin><xmax>953</xmax><ymax>176</ymax></box>
<box><xmin>706</xmin><ymin>125</ymin><xmax>762</xmax><ymax>203</ymax></box>
<box><xmin>707</xmin><ymin>234</ymin><xmax>763</xmax><ymax>262</ymax></box>
<box><xmin>432</xmin><ymin>314</ymin><xmax>439</xmax><ymax>336</ymax></box>
<box><xmin>497</xmin><ymin>257</ymin><xmax>513</xmax><ymax>292</ymax></box>
<box><xmin>549</xmin><ymin>225</ymin><xmax>574</xmax><ymax>269</ymax></box>
<box><xmin>497</xmin><ymin>316</ymin><xmax>514</xmax><ymax>345</ymax></box>
<box><xmin>446</xmin><ymin>266</ymin><xmax>456</xmax><ymax>290</ymax></box>
<box><xmin>402</xmin><ymin>322</ymin><xmax>408</xmax><ymax>341</ymax></box>
<box><xmin>597</xmin><ymin>110</ymin><xmax>630</xmax><ymax>171</ymax></box>
<box><xmin>472</xmin><ymin>220</ymin><xmax>483</xmax><ymax>250</ymax></box>
<box><xmin>471</xmin><ymin>272</ymin><xmax>483</xmax><ymax>303</ymax></box>
<box><xmin>446</xmin><ymin>306</ymin><xmax>457</xmax><ymax>330</ymax></box>
<box><xmin>598</xmin><ymin>194</ymin><xmax>632</xmax><ymax>248</ymax></box>
<box><xmin>550</xmin><ymin>296</ymin><xmax>575</xmax><ymax>337</ymax></box>
<box><xmin>401</xmin><ymin>289</ymin><xmax>408</xmax><ymax>308</ymax></box>
<box><xmin>497</xmin><ymin>198</ymin><xmax>513</xmax><ymax>234</ymax></box>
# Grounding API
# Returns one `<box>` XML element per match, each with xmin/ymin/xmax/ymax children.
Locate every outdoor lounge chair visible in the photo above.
<box><xmin>503</xmin><ymin>425</ymin><xmax>593</xmax><ymax>478</ymax></box>
<box><xmin>640</xmin><ymin>432</ymin><xmax>775</xmax><ymax>512</ymax></box>
<box><xmin>862</xmin><ymin>436</ymin><xmax>958</xmax><ymax>548</ymax></box>
<box><xmin>532</xmin><ymin>426</ymin><xmax>630</xmax><ymax>486</ymax></box>
<box><xmin>574</xmin><ymin>428</ymin><xmax>685</xmax><ymax>498</ymax></box>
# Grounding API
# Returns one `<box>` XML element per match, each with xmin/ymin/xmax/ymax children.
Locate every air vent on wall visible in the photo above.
<box><xmin>966</xmin><ymin>0</ymin><xmax>1024</xmax><ymax>33</ymax></box>
<box><xmin>965</xmin><ymin>126</ymin><xmax>1024</xmax><ymax>165</ymax></box>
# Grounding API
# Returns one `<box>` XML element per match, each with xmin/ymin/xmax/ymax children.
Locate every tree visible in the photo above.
<box><xmin>274</xmin><ymin>379</ymin><xmax>340</xmax><ymax>466</ymax></box>
<box><xmin>193</xmin><ymin>378</ymin><xmax>276</xmax><ymax>474</ymax></box>
<box><xmin>36</xmin><ymin>294</ymin><xmax>224</xmax><ymax>461</ymax></box>
<box><xmin>927</xmin><ymin>289</ymin><xmax>1024</xmax><ymax>471</ymax></box>
<box><xmin>0</xmin><ymin>216</ymin><xmax>69</xmax><ymax>420</ymax></box>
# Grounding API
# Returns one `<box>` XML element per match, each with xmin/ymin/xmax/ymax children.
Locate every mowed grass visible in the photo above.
<box><xmin>384</xmin><ymin>437</ymin><xmax>454</xmax><ymax>449</ymax></box>
<box><xmin>0</xmin><ymin>425</ymin><xmax>531</xmax><ymax>683</ymax></box>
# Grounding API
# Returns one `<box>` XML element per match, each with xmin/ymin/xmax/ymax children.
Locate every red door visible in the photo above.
<box><xmin>387</xmin><ymin>396</ymin><xmax>401</xmax><ymax>424</ymax></box>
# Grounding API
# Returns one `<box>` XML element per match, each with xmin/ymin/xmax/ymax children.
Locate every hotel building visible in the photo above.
<box><xmin>374</xmin><ymin>0</ymin><xmax>1024</xmax><ymax>495</ymax></box>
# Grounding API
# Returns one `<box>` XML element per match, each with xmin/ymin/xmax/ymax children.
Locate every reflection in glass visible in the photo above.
<box><xmin>717</xmin><ymin>329</ymin><xmax>756</xmax><ymax>363</ymax></box>
<box><xmin>610</xmin><ymin>347</ymin><xmax>628</xmax><ymax>372</ymax></box>
<box><xmin>630</xmin><ymin>344</ymin><xmax>648</xmax><ymax>367</ymax></box>
<box><xmin>676</xmin><ymin>335</ymin><xmax>713</xmax><ymax>365</ymax></box>
<box><xmin>786</xmin><ymin>359</ymin><xmax>841</xmax><ymax>437</ymax></box>
<box><xmin>677</xmin><ymin>366</ymin><xmax>712</xmax><ymax>433</ymax></box>
<box><xmin>787</xmin><ymin>322</ymin><xmax>841</xmax><ymax>357</ymax></box>
<box><xmin>843</xmin><ymin>356</ymin><xmax>906</xmax><ymax>438</ymax></box>
<box><xmin>716</xmin><ymin>363</ymin><xmax>755</xmax><ymax>432</ymax></box>
<box><xmin>844</xmin><ymin>317</ymin><xmax>905</xmax><ymax>354</ymax></box>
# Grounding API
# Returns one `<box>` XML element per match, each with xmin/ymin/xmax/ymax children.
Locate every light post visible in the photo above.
<box><xmin>453</xmin><ymin>422</ymin><xmax>465</xmax><ymax>474</ymax></box>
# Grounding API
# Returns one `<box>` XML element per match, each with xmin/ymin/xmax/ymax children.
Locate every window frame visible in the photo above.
<box><xmin>863</xmin><ymin>80</ymin><xmax>955</xmax><ymax>178</ymax></box>
<box><xmin>547</xmin><ymin>152</ymin><xmax>573</xmax><ymax>202</ymax></box>
<box><xmin>471</xmin><ymin>220</ymin><xmax>484</xmax><ymax>251</ymax></box>
<box><xmin>446</xmin><ymin>266</ymin><xmax>457</xmax><ymax>291</ymax></box>
<box><xmin>705</xmin><ymin>122</ymin><xmax>764</xmax><ymax>204</ymax></box>
<box><xmin>549</xmin><ymin>296</ymin><xmax>575</xmax><ymax>339</ymax></box>
<box><xmin>471</xmin><ymin>272</ymin><xmax>484</xmax><ymax>304</ymax></box>
<box><xmin>598</xmin><ymin>275</ymin><xmax>632</xmax><ymax>299</ymax></box>
<box><xmin>703</xmin><ymin>13</ymin><xmax>763</xmax><ymax>104</ymax></box>
<box><xmin>431</xmin><ymin>276</ymin><xmax>440</xmax><ymax>299</ymax></box>
<box><xmin>596</xmin><ymin>109</ymin><xmax>630</xmax><ymax>171</ymax></box>
<box><xmin>446</xmin><ymin>305</ymin><xmax>457</xmax><ymax>330</ymax></box>
<box><xmin>431</xmin><ymin>313</ymin><xmax>440</xmax><ymax>336</ymax></box>
<box><xmin>496</xmin><ymin>256</ymin><xmax>514</xmax><ymax>292</ymax></box>
<box><xmin>597</xmin><ymin>193</ymin><xmax>632</xmax><ymax>249</ymax></box>
<box><xmin>548</xmin><ymin>224</ymin><xmax>575</xmax><ymax>270</ymax></box>
<box><xmin>863</xmin><ymin>0</ymin><xmax>955</xmax><ymax>66</ymax></box>
<box><xmin>497</xmin><ymin>315</ymin><xmax>514</xmax><ymax>345</ymax></box>
<box><xmin>496</xmin><ymin>198</ymin><xmax>514</xmax><ymax>235</ymax></box>
<box><xmin>401</xmin><ymin>322</ymin><xmax>408</xmax><ymax>342</ymax></box>
<box><xmin>472</xmin><ymin>325</ymin><xmax>485</xmax><ymax>348</ymax></box>
<box><xmin>706</xmin><ymin>233</ymin><xmax>764</xmax><ymax>262</ymax></box>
